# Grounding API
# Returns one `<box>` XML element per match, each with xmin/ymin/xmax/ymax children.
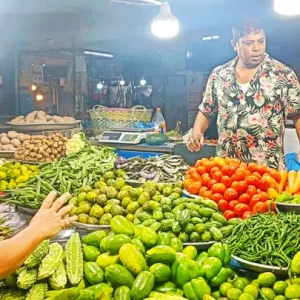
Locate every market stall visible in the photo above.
<box><xmin>0</xmin><ymin>131</ymin><xmax>300</xmax><ymax>300</ymax></box>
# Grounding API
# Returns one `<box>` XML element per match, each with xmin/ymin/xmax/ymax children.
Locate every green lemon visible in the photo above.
<box><xmin>239</xmin><ymin>293</ymin><xmax>255</xmax><ymax>300</ymax></box>
<box><xmin>227</xmin><ymin>288</ymin><xmax>243</xmax><ymax>300</ymax></box>
<box><xmin>285</xmin><ymin>284</ymin><xmax>300</xmax><ymax>299</ymax></box>
<box><xmin>233</xmin><ymin>278</ymin><xmax>248</xmax><ymax>291</ymax></box>
<box><xmin>274</xmin><ymin>296</ymin><xmax>286</xmax><ymax>300</ymax></box>
<box><xmin>251</xmin><ymin>279</ymin><xmax>259</xmax><ymax>287</ymax></box>
<box><xmin>261</xmin><ymin>287</ymin><xmax>276</xmax><ymax>300</ymax></box>
<box><xmin>220</xmin><ymin>282</ymin><xmax>234</xmax><ymax>296</ymax></box>
<box><xmin>273</xmin><ymin>281</ymin><xmax>288</xmax><ymax>295</ymax></box>
<box><xmin>285</xmin><ymin>279</ymin><xmax>292</xmax><ymax>286</ymax></box>
<box><xmin>258</xmin><ymin>272</ymin><xmax>277</xmax><ymax>288</ymax></box>
<box><xmin>212</xmin><ymin>291</ymin><xmax>221</xmax><ymax>299</ymax></box>
<box><xmin>243</xmin><ymin>284</ymin><xmax>259</xmax><ymax>299</ymax></box>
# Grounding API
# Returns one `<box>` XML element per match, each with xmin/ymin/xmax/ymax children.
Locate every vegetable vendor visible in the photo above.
<box><xmin>188</xmin><ymin>19</ymin><xmax>300</xmax><ymax>170</ymax></box>
<box><xmin>0</xmin><ymin>192</ymin><xmax>77</xmax><ymax>279</ymax></box>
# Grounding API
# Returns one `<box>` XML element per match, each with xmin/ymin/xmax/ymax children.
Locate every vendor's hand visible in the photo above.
<box><xmin>187</xmin><ymin>132</ymin><xmax>204</xmax><ymax>152</ymax></box>
<box><xmin>29</xmin><ymin>191</ymin><xmax>77</xmax><ymax>240</ymax></box>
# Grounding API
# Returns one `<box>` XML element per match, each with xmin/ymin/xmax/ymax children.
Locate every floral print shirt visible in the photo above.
<box><xmin>199</xmin><ymin>54</ymin><xmax>300</xmax><ymax>170</ymax></box>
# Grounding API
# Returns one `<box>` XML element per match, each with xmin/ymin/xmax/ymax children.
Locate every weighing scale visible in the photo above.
<box><xmin>98</xmin><ymin>128</ymin><xmax>153</xmax><ymax>144</ymax></box>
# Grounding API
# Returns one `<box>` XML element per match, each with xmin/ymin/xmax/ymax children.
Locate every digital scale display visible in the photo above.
<box><xmin>122</xmin><ymin>134</ymin><xmax>138</xmax><ymax>142</ymax></box>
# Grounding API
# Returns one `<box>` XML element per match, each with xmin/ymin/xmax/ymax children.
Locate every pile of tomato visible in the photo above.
<box><xmin>184</xmin><ymin>157</ymin><xmax>281</xmax><ymax>220</ymax></box>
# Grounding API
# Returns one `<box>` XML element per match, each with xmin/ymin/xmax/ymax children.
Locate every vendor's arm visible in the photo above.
<box><xmin>0</xmin><ymin>192</ymin><xmax>77</xmax><ymax>279</ymax></box>
<box><xmin>188</xmin><ymin>72</ymin><xmax>218</xmax><ymax>152</ymax></box>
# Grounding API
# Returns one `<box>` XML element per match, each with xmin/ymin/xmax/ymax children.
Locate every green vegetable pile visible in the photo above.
<box><xmin>4</xmin><ymin>146</ymin><xmax>116</xmax><ymax>209</ymax></box>
<box><xmin>1</xmin><ymin>215</ymin><xmax>300</xmax><ymax>300</ymax></box>
<box><xmin>223</xmin><ymin>212</ymin><xmax>300</xmax><ymax>268</ymax></box>
<box><xmin>276</xmin><ymin>193</ymin><xmax>300</xmax><ymax>204</ymax></box>
<box><xmin>134</xmin><ymin>196</ymin><xmax>236</xmax><ymax>243</ymax></box>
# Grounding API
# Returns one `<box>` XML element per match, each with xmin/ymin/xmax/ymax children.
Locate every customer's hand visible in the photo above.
<box><xmin>187</xmin><ymin>132</ymin><xmax>204</xmax><ymax>152</ymax></box>
<box><xmin>29</xmin><ymin>191</ymin><xmax>78</xmax><ymax>240</ymax></box>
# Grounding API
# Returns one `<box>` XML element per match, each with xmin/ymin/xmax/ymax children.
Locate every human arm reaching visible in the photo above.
<box><xmin>0</xmin><ymin>191</ymin><xmax>77</xmax><ymax>279</ymax></box>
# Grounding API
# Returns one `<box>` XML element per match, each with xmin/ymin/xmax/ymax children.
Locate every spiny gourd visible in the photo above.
<box><xmin>49</xmin><ymin>261</ymin><xmax>67</xmax><ymax>290</ymax></box>
<box><xmin>38</xmin><ymin>242</ymin><xmax>63</xmax><ymax>280</ymax></box>
<box><xmin>0</xmin><ymin>289</ymin><xmax>27</xmax><ymax>300</ymax></box>
<box><xmin>66</xmin><ymin>233</ymin><xmax>83</xmax><ymax>285</ymax></box>
<box><xmin>24</xmin><ymin>240</ymin><xmax>49</xmax><ymax>268</ymax></box>
<box><xmin>17</xmin><ymin>268</ymin><xmax>38</xmax><ymax>290</ymax></box>
<box><xmin>25</xmin><ymin>283</ymin><xmax>48</xmax><ymax>300</ymax></box>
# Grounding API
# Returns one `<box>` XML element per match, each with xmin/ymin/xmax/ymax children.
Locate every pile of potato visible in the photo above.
<box><xmin>10</xmin><ymin>111</ymin><xmax>76</xmax><ymax>124</ymax></box>
<box><xmin>14</xmin><ymin>133</ymin><xmax>68</xmax><ymax>162</ymax></box>
<box><xmin>0</xmin><ymin>131</ymin><xmax>30</xmax><ymax>151</ymax></box>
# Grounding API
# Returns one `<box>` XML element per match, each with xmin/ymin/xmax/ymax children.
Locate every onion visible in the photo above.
<box><xmin>114</xmin><ymin>156</ymin><xmax>127</xmax><ymax>168</ymax></box>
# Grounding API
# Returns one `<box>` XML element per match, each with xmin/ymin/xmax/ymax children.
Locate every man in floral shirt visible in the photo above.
<box><xmin>188</xmin><ymin>19</ymin><xmax>300</xmax><ymax>170</ymax></box>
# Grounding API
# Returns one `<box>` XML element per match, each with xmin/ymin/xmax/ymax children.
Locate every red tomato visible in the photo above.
<box><xmin>212</xmin><ymin>171</ymin><xmax>223</xmax><ymax>182</ymax></box>
<box><xmin>257</xmin><ymin>165</ymin><xmax>268</xmax><ymax>176</ymax></box>
<box><xmin>258</xmin><ymin>178</ymin><xmax>269</xmax><ymax>192</ymax></box>
<box><xmin>191</xmin><ymin>172</ymin><xmax>202</xmax><ymax>182</ymax></box>
<box><xmin>208</xmin><ymin>179</ymin><xmax>218</xmax><ymax>190</ymax></box>
<box><xmin>252</xmin><ymin>172</ymin><xmax>262</xmax><ymax>180</ymax></box>
<box><xmin>229</xmin><ymin>200</ymin><xmax>239</xmax><ymax>210</ymax></box>
<box><xmin>245</xmin><ymin>170</ymin><xmax>252</xmax><ymax>177</ymax></box>
<box><xmin>205</xmin><ymin>161</ymin><xmax>217</xmax><ymax>172</ymax></box>
<box><xmin>247</xmin><ymin>162</ymin><xmax>258</xmax><ymax>173</ymax></box>
<box><xmin>210</xmin><ymin>167</ymin><xmax>221</xmax><ymax>176</ymax></box>
<box><xmin>246</xmin><ymin>176</ymin><xmax>259</xmax><ymax>187</ymax></box>
<box><xmin>188</xmin><ymin>167</ymin><xmax>197</xmax><ymax>174</ymax></box>
<box><xmin>259</xmin><ymin>192</ymin><xmax>269</xmax><ymax>202</ymax></box>
<box><xmin>235</xmin><ymin>168</ymin><xmax>247</xmax><ymax>181</ymax></box>
<box><xmin>202</xmin><ymin>175</ymin><xmax>211</xmax><ymax>187</ymax></box>
<box><xmin>231</xmin><ymin>181</ymin><xmax>239</xmax><ymax>190</ymax></box>
<box><xmin>221</xmin><ymin>165</ymin><xmax>229</xmax><ymax>176</ymax></box>
<box><xmin>195</xmin><ymin>160</ymin><xmax>202</xmax><ymax>168</ymax></box>
<box><xmin>239</xmin><ymin>193</ymin><xmax>251</xmax><ymax>204</ymax></box>
<box><xmin>199</xmin><ymin>186</ymin><xmax>208</xmax><ymax>197</ymax></box>
<box><xmin>218</xmin><ymin>199</ymin><xmax>229</xmax><ymax>212</ymax></box>
<box><xmin>252</xmin><ymin>202</ymin><xmax>269</xmax><ymax>213</ymax></box>
<box><xmin>242</xmin><ymin>211</ymin><xmax>254</xmax><ymax>219</ymax></box>
<box><xmin>203</xmin><ymin>190</ymin><xmax>212</xmax><ymax>199</ymax></box>
<box><xmin>211</xmin><ymin>193</ymin><xmax>223</xmax><ymax>203</ymax></box>
<box><xmin>231</xmin><ymin>174</ymin><xmax>240</xmax><ymax>183</ymax></box>
<box><xmin>236</xmin><ymin>181</ymin><xmax>248</xmax><ymax>194</ymax></box>
<box><xmin>199</xmin><ymin>158</ymin><xmax>210</xmax><ymax>166</ymax></box>
<box><xmin>269</xmin><ymin>169</ymin><xmax>281</xmax><ymax>183</ymax></box>
<box><xmin>249</xmin><ymin>194</ymin><xmax>263</xmax><ymax>208</ymax></box>
<box><xmin>234</xmin><ymin>203</ymin><xmax>251</xmax><ymax>217</ymax></box>
<box><xmin>224</xmin><ymin>188</ymin><xmax>239</xmax><ymax>201</ymax></box>
<box><xmin>246</xmin><ymin>185</ymin><xmax>257</xmax><ymax>197</ymax></box>
<box><xmin>211</xmin><ymin>183</ymin><xmax>227</xmax><ymax>195</ymax></box>
<box><xmin>221</xmin><ymin>176</ymin><xmax>232</xmax><ymax>188</ymax></box>
<box><xmin>228</xmin><ymin>164</ymin><xmax>239</xmax><ymax>177</ymax></box>
<box><xmin>186</xmin><ymin>182</ymin><xmax>202</xmax><ymax>194</ymax></box>
<box><xmin>223</xmin><ymin>210</ymin><xmax>235</xmax><ymax>220</ymax></box>
<box><xmin>197</xmin><ymin>166</ymin><xmax>207</xmax><ymax>175</ymax></box>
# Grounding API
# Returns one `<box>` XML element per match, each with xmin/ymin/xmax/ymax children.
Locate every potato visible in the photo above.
<box><xmin>16</xmin><ymin>133</ymin><xmax>26</xmax><ymax>142</ymax></box>
<box><xmin>62</xmin><ymin>116</ymin><xmax>76</xmax><ymax>123</ymax></box>
<box><xmin>6</xmin><ymin>144</ymin><xmax>16</xmax><ymax>151</ymax></box>
<box><xmin>1</xmin><ymin>145</ymin><xmax>9</xmax><ymax>150</ymax></box>
<box><xmin>0</xmin><ymin>133</ymin><xmax>7</xmax><ymax>138</ymax></box>
<box><xmin>34</xmin><ymin>119</ymin><xmax>45</xmax><ymax>124</ymax></box>
<box><xmin>0</xmin><ymin>137</ymin><xmax>10</xmax><ymax>145</ymax></box>
<box><xmin>45</xmin><ymin>115</ymin><xmax>52</xmax><ymax>121</ymax></box>
<box><xmin>7</xmin><ymin>131</ymin><xmax>18</xmax><ymax>139</ymax></box>
<box><xmin>11</xmin><ymin>138</ymin><xmax>21</xmax><ymax>148</ymax></box>
<box><xmin>51</xmin><ymin>115</ymin><xmax>64</xmax><ymax>123</ymax></box>
<box><xmin>48</xmin><ymin>120</ymin><xmax>55</xmax><ymax>124</ymax></box>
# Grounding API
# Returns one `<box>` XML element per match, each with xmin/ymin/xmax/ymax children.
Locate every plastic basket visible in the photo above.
<box><xmin>90</xmin><ymin>105</ymin><xmax>152</xmax><ymax>136</ymax></box>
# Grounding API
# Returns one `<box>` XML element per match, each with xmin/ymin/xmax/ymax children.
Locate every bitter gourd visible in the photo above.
<box><xmin>25</xmin><ymin>283</ymin><xmax>48</xmax><ymax>300</ymax></box>
<box><xmin>0</xmin><ymin>288</ymin><xmax>27</xmax><ymax>300</ymax></box>
<box><xmin>38</xmin><ymin>242</ymin><xmax>63</xmax><ymax>280</ymax></box>
<box><xmin>66</xmin><ymin>233</ymin><xmax>83</xmax><ymax>285</ymax></box>
<box><xmin>17</xmin><ymin>268</ymin><xmax>38</xmax><ymax>290</ymax></box>
<box><xmin>49</xmin><ymin>261</ymin><xmax>67</xmax><ymax>290</ymax></box>
<box><xmin>24</xmin><ymin>240</ymin><xmax>49</xmax><ymax>268</ymax></box>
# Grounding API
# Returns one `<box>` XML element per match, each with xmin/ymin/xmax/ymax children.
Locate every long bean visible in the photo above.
<box><xmin>223</xmin><ymin>212</ymin><xmax>300</xmax><ymax>268</ymax></box>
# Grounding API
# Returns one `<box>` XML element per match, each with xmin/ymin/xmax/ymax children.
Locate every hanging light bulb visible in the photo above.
<box><xmin>119</xmin><ymin>77</ymin><xmax>126</xmax><ymax>86</ymax></box>
<box><xmin>274</xmin><ymin>0</ymin><xmax>300</xmax><ymax>15</ymax></box>
<box><xmin>97</xmin><ymin>82</ymin><xmax>104</xmax><ymax>90</ymax></box>
<box><xmin>140</xmin><ymin>77</ymin><xmax>147</xmax><ymax>86</ymax></box>
<box><xmin>36</xmin><ymin>93</ymin><xmax>44</xmax><ymax>101</ymax></box>
<box><xmin>31</xmin><ymin>84</ymin><xmax>37</xmax><ymax>92</ymax></box>
<box><xmin>151</xmin><ymin>1</ymin><xmax>179</xmax><ymax>39</ymax></box>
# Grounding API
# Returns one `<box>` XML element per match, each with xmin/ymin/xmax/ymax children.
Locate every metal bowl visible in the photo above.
<box><xmin>183</xmin><ymin>189</ymin><xmax>200</xmax><ymax>199</ymax></box>
<box><xmin>183</xmin><ymin>241</ymin><xmax>216</xmax><ymax>250</ymax></box>
<box><xmin>276</xmin><ymin>202</ymin><xmax>300</xmax><ymax>213</ymax></box>
<box><xmin>7</xmin><ymin>121</ymin><xmax>81</xmax><ymax>132</ymax></box>
<box><xmin>0</xmin><ymin>151</ymin><xmax>15</xmax><ymax>159</ymax></box>
<box><xmin>73</xmin><ymin>222</ymin><xmax>111</xmax><ymax>232</ymax></box>
<box><xmin>232</xmin><ymin>255</ymin><xmax>288</xmax><ymax>276</ymax></box>
<box><xmin>17</xmin><ymin>206</ymin><xmax>39</xmax><ymax>215</ymax></box>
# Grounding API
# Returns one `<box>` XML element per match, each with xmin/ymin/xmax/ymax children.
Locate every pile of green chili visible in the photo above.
<box><xmin>223</xmin><ymin>212</ymin><xmax>300</xmax><ymax>268</ymax></box>
<box><xmin>4</xmin><ymin>146</ymin><xmax>116</xmax><ymax>209</ymax></box>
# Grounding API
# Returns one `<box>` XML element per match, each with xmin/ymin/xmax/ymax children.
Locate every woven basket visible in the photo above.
<box><xmin>90</xmin><ymin>105</ymin><xmax>152</xmax><ymax>136</ymax></box>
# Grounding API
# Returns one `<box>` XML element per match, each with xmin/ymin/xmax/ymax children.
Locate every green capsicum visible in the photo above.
<box><xmin>199</xmin><ymin>257</ymin><xmax>222</xmax><ymax>281</ymax></box>
<box><xmin>223</xmin><ymin>244</ymin><xmax>231</xmax><ymax>266</ymax></box>
<box><xmin>183</xmin><ymin>277</ymin><xmax>211</xmax><ymax>300</ymax></box>
<box><xmin>210</xmin><ymin>267</ymin><xmax>230</xmax><ymax>287</ymax></box>
<box><xmin>196</xmin><ymin>252</ymin><xmax>208</xmax><ymax>266</ymax></box>
<box><xmin>155</xmin><ymin>281</ymin><xmax>177</xmax><ymax>293</ymax></box>
<box><xmin>207</xmin><ymin>243</ymin><xmax>225</xmax><ymax>262</ymax></box>
<box><xmin>157</xmin><ymin>232</ymin><xmax>172</xmax><ymax>246</ymax></box>
<box><xmin>289</xmin><ymin>251</ymin><xmax>300</xmax><ymax>280</ymax></box>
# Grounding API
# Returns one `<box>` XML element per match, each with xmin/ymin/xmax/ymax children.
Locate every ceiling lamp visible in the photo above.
<box><xmin>97</xmin><ymin>82</ymin><xmax>104</xmax><ymax>90</ymax></box>
<box><xmin>274</xmin><ymin>0</ymin><xmax>300</xmax><ymax>16</ymax></box>
<box><xmin>36</xmin><ymin>93</ymin><xmax>44</xmax><ymax>101</ymax></box>
<box><xmin>31</xmin><ymin>84</ymin><xmax>37</xmax><ymax>92</ymax></box>
<box><xmin>140</xmin><ymin>77</ymin><xmax>147</xmax><ymax>86</ymax></box>
<box><xmin>151</xmin><ymin>1</ymin><xmax>179</xmax><ymax>39</ymax></box>
<box><xmin>119</xmin><ymin>77</ymin><xmax>126</xmax><ymax>86</ymax></box>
